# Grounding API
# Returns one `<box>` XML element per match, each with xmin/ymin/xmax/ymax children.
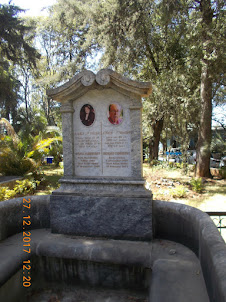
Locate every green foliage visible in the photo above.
<box><xmin>59</xmin><ymin>162</ymin><xmax>64</xmax><ymax>169</ymax></box>
<box><xmin>14</xmin><ymin>179</ymin><xmax>39</xmax><ymax>195</ymax></box>
<box><xmin>149</xmin><ymin>160</ymin><xmax>162</xmax><ymax>167</ymax></box>
<box><xmin>219</xmin><ymin>167</ymin><xmax>226</xmax><ymax>179</ymax></box>
<box><xmin>0</xmin><ymin>131</ymin><xmax>39</xmax><ymax>176</ymax></box>
<box><xmin>0</xmin><ymin>4</ymin><xmax>40</xmax><ymax>65</ymax></box>
<box><xmin>149</xmin><ymin>160</ymin><xmax>187</xmax><ymax>171</ymax></box>
<box><xmin>54</xmin><ymin>0</ymin><xmax>224</xmax><ymax>177</ymax></box>
<box><xmin>48</xmin><ymin>141</ymin><xmax>63</xmax><ymax>166</ymax></box>
<box><xmin>211</xmin><ymin>132</ymin><xmax>226</xmax><ymax>155</ymax></box>
<box><xmin>0</xmin><ymin>118</ymin><xmax>62</xmax><ymax>176</ymax></box>
<box><xmin>0</xmin><ymin>178</ymin><xmax>40</xmax><ymax>201</ymax></box>
<box><xmin>168</xmin><ymin>162</ymin><xmax>183</xmax><ymax>170</ymax></box>
<box><xmin>0</xmin><ymin>187</ymin><xmax>16</xmax><ymax>201</ymax></box>
<box><xmin>0</xmin><ymin>4</ymin><xmax>40</xmax><ymax>124</ymax></box>
<box><xmin>1</xmin><ymin>0</ymin><xmax>225</xmax><ymax>179</ymax></box>
<box><xmin>170</xmin><ymin>185</ymin><xmax>187</xmax><ymax>198</ymax></box>
<box><xmin>190</xmin><ymin>178</ymin><xmax>204</xmax><ymax>193</ymax></box>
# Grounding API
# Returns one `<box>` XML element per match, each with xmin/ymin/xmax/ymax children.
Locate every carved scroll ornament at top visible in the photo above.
<box><xmin>96</xmin><ymin>69</ymin><xmax>111</xmax><ymax>86</ymax></box>
<box><xmin>81</xmin><ymin>71</ymin><xmax>95</xmax><ymax>86</ymax></box>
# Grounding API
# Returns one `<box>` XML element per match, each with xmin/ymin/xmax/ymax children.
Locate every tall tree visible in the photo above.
<box><xmin>74</xmin><ymin>0</ymin><xmax>224</xmax><ymax>177</ymax></box>
<box><xmin>0</xmin><ymin>4</ymin><xmax>40</xmax><ymax>66</ymax></box>
<box><xmin>0</xmin><ymin>4</ymin><xmax>40</xmax><ymax>125</ymax></box>
<box><xmin>31</xmin><ymin>0</ymin><xmax>225</xmax><ymax>177</ymax></box>
<box><xmin>193</xmin><ymin>0</ymin><xmax>225</xmax><ymax>177</ymax></box>
<box><xmin>61</xmin><ymin>0</ymin><xmax>189</xmax><ymax>161</ymax></box>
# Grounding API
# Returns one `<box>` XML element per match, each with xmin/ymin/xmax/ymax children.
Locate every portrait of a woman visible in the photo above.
<box><xmin>80</xmin><ymin>104</ymin><xmax>95</xmax><ymax>126</ymax></box>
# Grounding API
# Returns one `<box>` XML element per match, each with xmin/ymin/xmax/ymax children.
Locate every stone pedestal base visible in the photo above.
<box><xmin>50</xmin><ymin>177</ymin><xmax>152</xmax><ymax>241</ymax></box>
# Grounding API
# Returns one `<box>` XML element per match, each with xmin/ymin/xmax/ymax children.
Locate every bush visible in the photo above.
<box><xmin>0</xmin><ymin>187</ymin><xmax>16</xmax><ymax>201</ymax></box>
<box><xmin>149</xmin><ymin>159</ymin><xmax>162</xmax><ymax>166</ymax></box>
<box><xmin>14</xmin><ymin>179</ymin><xmax>40</xmax><ymax>195</ymax></box>
<box><xmin>0</xmin><ymin>178</ymin><xmax>41</xmax><ymax>201</ymax></box>
<box><xmin>0</xmin><ymin>148</ymin><xmax>38</xmax><ymax>176</ymax></box>
<box><xmin>219</xmin><ymin>167</ymin><xmax>226</xmax><ymax>179</ymax></box>
<box><xmin>0</xmin><ymin>119</ymin><xmax>62</xmax><ymax>176</ymax></box>
<box><xmin>190</xmin><ymin>177</ymin><xmax>204</xmax><ymax>193</ymax></box>
<box><xmin>170</xmin><ymin>185</ymin><xmax>187</xmax><ymax>198</ymax></box>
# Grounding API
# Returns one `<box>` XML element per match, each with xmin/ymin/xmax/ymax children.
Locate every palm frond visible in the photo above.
<box><xmin>27</xmin><ymin>136</ymin><xmax>62</xmax><ymax>158</ymax></box>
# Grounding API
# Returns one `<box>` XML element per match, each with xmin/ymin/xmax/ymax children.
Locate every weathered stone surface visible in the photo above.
<box><xmin>1</xmin><ymin>198</ymin><xmax>226</xmax><ymax>301</ymax></box>
<box><xmin>0</xmin><ymin>270</ymin><xmax>25</xmax><ymax>302</ymax></box>
<box><xmin>72</xmin><ymin>89</ymin><xmax>134</xmax><ymax>178</ymax></box>
<box><xmin>47</xmin><ymin>69</ymin><xmax>152</xmax><ymax>102</ymax></box>
<box><xmin>0</xmin><ymin>228</ymin><xmax>211</xmax><ymax>302</ymax></box>
<box><xmin>149</xmin><ymin>259</ymin><xmax>210</xmax><ymax>302</ymax></box>
<box><xmin>47</xmin><ymin>69</ymin><xmax>151</xmax><ymax>181</ymax></box>
<box><xmin>46</xmin><ymin>69</ymin><xmax>153</xmax><ymax>240</ymax></box>
<box><xmin>54</xmin><ymin>177</ymin><xmax>152</xmax><ymax>198</ymax></box>
<box><xmin>25</xmin><ymin>286</ymin><xmax>148</xmax><ymax>302</ymax></box>
<box><xmin>50</xmin><ymin>195</ymin><xmax>152</xmax><ymax>240</ymax></box>
<box><xmin>153</xmin><ymin>200</ymin><xmax>226</xmax><ymax>302</ymax></box>
<box><xmin>0</xmin><ymin>195</ymin><xmax>50</xmax><ymax>241</ymax></box>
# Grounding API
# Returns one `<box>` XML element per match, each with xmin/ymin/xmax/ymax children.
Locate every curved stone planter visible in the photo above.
<box><xmin>153</xmin><ymin>200</ymin><xmax>226</xmax><ymax>302</ymax></box>
<box><xmin>0</xmin><ymin>196</ymin><xmax>225</xmax><ymax>301</ymax></box>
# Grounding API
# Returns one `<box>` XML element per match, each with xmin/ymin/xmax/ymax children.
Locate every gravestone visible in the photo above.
<box><xmin>47</xmin><ymin>69</ymin><xmax>153</xmax><ymax>240</ymax></box>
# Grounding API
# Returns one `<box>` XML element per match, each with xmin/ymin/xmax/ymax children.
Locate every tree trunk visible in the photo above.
<box><xmin>149</xmin><ymin>118</ymin><xmax>164</xmax><ymax>161</ymax></box>
<box><xmin>195</xmin><ymin>64</ymin><xmax>212</xmax><ymax>177</ymax></box>
<box><xmin>195</xmin><ymin>0</ymin><xmax>213</xmax><ymax>178</ymax></box>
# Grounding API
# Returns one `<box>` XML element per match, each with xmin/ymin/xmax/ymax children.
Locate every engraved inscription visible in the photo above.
<box><xmin>74</xmin><ymin>99</ymin><xmax>131</xmax><ymax>177</ymax></box>
<box><xmin>74</xmin><ymin>128</ymin><xmax>131</xmax><ymax>176</ymax></box>
<box><xmin>76</xmin><ymin>152</ymin><xmax>101</xmax><ymax>169</ymax></box>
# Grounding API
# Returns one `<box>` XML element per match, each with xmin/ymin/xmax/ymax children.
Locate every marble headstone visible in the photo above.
<box><xmin>47</xmin><ymin>69</ymin><xmax>153</xmax><ymax>240</ymax></box>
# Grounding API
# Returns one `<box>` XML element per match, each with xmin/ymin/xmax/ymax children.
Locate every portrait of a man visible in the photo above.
<box><xmin>108</xmin><ymin>103</ymin><xmax>123</xmax><ymax>125</ymax></box>
<box><xmin>80</xmin><ymin>104</ymin><xmax>95</xmax><ymax>126</ymax></box>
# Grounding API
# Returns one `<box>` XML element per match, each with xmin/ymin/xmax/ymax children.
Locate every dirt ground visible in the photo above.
<box><xmin>143</xmin><ymin>164</ymin><xmax>226</xmax><ymax>211</ymax></box>
<box><xmin>143</xmin><ymin>164</ymin><xmax>226</xmax><ymax>242</ymax></box>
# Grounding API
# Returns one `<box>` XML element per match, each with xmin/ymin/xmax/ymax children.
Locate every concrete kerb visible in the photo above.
<box><xmin>0</xmin><ymin>177</ymin><xmax>23</xmax><ymax>189</ymax></box>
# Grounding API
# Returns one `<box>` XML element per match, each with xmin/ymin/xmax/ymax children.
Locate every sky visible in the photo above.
<box><xmin>0</xmin><ymin>0</ymin><xmax>57</xmax><ymax>16</ymax></box>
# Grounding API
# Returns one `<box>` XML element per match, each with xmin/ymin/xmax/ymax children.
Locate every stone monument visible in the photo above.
<box><xmin>47</xmin><ymin>69</ymin><xmax>153</xmax><ymax>240</ymax></box>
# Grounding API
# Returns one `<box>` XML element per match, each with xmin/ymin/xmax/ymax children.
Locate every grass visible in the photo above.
<box><xmin>0</xmin><ymin>165</ymin><xmax>63</xmax><ymax>201</ymax></box>
<box><xmin>1</xmin><ymin>163</ymin><xmax>225</xmax><ymax>212</ymax></box>
<box><xmin>34</xmin><ymin>165</ymin><xmax>63</xmax><ymax>195</ymax></box>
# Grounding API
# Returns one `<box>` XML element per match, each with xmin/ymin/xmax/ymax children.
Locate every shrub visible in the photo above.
<box><xmin>149</xmin><ymin>159</ymin><xmax>161</xmax><ymax>166</ymax></box>
<box><xmin>0</xmin><ymin>118</ymin><xmax>62</xmax><ymax>176</ymax></box>
<box><xmin>0</xmin><ymin>187</ymin><xmax>16</xmax><ymax>201</ymax></box>
<box><xmin>170</xmin><ymin>185</ymin><xmax>187</xmax><ymax>198</ymax></box>
<box><xmin>219</xmin><ymin>167</ymin><xmax>226</xmax><ymax>179</ymax></box>
<box><xmin>190</xmin><ymin>177</ymin><xmax>204</xmax><ymax>193</ymax></box>
<box><xmin>0</xmin><ymin>153</ymin><xmax>39</xmax><ymax>176</ymax></box>
<box><xmin>14</xmin><ymin>179</ymin><xmax>40</xmax><ymax>195</ymax></box>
